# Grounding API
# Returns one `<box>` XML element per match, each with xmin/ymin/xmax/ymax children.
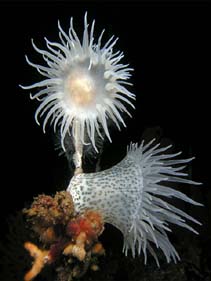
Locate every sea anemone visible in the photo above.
<box><xmin>67</xmin><ymin>139</ymin><xmax>202</xmax><ymax>266</ymax></box>
<box><xmin>20</xmin><ymin>13</ymin><xmax>135</xmax><ymax>152</ymax></box>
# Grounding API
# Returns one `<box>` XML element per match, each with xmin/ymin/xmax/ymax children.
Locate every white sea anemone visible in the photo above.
<box><xmin>67</xmin><ymin>139</ymin><xmax>202</xmax><ymax>265</ymax></box>
<box><xmin>20</xmin><ymin>13</ymin><xmax>135</xmax><ymax>152</ymax></box>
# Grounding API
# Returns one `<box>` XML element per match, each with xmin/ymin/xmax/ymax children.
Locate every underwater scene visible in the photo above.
<box><xmin>0</xmin><ymin>2</ymin><xmax>210</xmax><ymax>281</ymax></box>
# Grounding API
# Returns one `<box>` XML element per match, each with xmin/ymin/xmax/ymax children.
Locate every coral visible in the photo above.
<box><xmin>64</xmin><ymin>210</ymin><xmax>104</xmax><ymax>261</ymax></box>
<box><xmin>24</xmin><ymin>191</ymin><xmax>74</xmax><ymax>226</ymax></box>
<box><xmin>1</xmin><ymin>211</ymin><xmax>210</xmax><ymax>281</ymax></box>
<box><xmin>24</xmin><ymin>242</ymin><xmax>52</xmax><ymax>281</ymax></box>
<box><xmin>23</xmin><ymin>191</ymin><xmax>74</xmax><ymax>243</ymax></box>
<box><xmin>63</xmin><ymin>232</ymin><xmax>87</xmax><ymax>261</ymax></box>
<box><xmin>66</xmin><ymin>210</ymin><xmax>104</xmax><ymax>241</ymax></box>
<box><xmin>23</xmin><ymin>195</ymin><xmax>105</xmax><ymax>280</ymax></box>
<box><xmin>0</xmin><ymin>212</ymin><xmax>33</xmax><ymax>281</ymax></box>
<box><xmin>92</xmin><ymin>242</ymin><xmax>105</xmax><ymax>256</ymax></box>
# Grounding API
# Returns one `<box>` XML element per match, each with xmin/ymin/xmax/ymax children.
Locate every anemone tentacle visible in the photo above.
<box><xmin>20</xmin><ymin>14</ymin><xmax>135</xmax><ymax>152</ymax></box>
<box><xmin>67</xmin><ymin>139</ymin><xmax>202</xmax><ymax>265</ymax></box>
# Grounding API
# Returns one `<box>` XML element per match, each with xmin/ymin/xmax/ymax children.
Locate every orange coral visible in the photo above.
<box><xmin>91</xmin><ymin>242</ymin><xmax>105</xmax><ymax>255</ymax></box>
<box><xmin>23</xmin><ymin>191</ymin><xmax>75</xmax><ymax>244</ymax></box>
<box><xmin>64</xmin><ymin>210</ymin><xmax>105</xmax><ymax>262</ymax></box>
<box><xmin>24</xmin><ymin>242</ymin><xmax>52</xmax><ymax>281</ymax></box>
<box><xmin>23</xmin><ymin>206</ymin><xmax>105</xmax><ymax>280</ymax></box>
<box><xmin>63</xmin><ymin>232</ymin><xmax>87</xmax><ymax>261</ymax></box>
<box><xmin>66</xmin><ymin>210</ymin><xmax>104</xmax><ymax>242</ymax></box>
<box><xmin>32</xmin><ymin>225</ymin><xmax>57</xmax><ymax>244</ymax></box>
<box><xmin>23</xmin><ymin>191</ymin><xmax>74</xmax><ymax>227</ymax></box>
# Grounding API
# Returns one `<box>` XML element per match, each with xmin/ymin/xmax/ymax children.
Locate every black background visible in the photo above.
<box><xmin>0</xmin><ymin>0</ymin><xmax>210</xmax><ymax>278</ymax></box>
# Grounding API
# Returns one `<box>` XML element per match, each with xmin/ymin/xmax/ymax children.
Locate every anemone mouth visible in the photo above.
<box><xmin>63</xmin><ymin>61</ymin><xmax>107</xmax><ymax>110</ymax></box>
<box><xmin>20</xmin><ymin>13</ymin><xmax>135</xmax><ymax>152</ymax></box>
<box><xmin>64</xmin><ymin>70</ymin><xmax>97</xmax><ymax>107</ymax></box>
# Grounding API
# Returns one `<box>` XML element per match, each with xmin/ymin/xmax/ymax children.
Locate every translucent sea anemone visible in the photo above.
<box><xmin>67</xmin><ymin>139</ymin><xmax>202</xmax><ymax>265</ymax></box>
<box><xmin>20</xmin><ymin>13</ymin><xmax>202</xmax><ymax>273</ymax></box>
<box><xmin>20</xmin><ymin>13</ymin><xmax>135</xmax><ymax>152</ymax></box>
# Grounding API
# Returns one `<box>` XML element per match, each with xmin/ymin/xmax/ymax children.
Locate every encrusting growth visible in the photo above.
<box><xmin>64</xmin><ymin>210</ymin><xmax>104</xmax><ymax>261</ymax></box>
<box><xmin>23</xmin><ymin>192</ymin><xmax>105</xmax><ymax>280</ymax></box>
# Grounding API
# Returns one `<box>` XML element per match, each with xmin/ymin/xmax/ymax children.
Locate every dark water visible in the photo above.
<box><xmin>0</xmin><ymin>1</ymin><xmax>210</xmax><ymax>280</ymax></box>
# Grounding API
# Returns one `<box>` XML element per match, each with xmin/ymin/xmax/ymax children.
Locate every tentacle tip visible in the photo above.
<box><xmin>58</xmin><ymin>19</ymin><xmax>62</xmax><ymax>29</ymax></box>
<box><xmin>195</xmin><ymin>181</ymin><xmax>203</xmax><ymax>186</ymax></box>
<box><xmin>196</xmin><ymin>202</ymin><xmax>204</xmax><ymax>207</ymax></box>
<box><xmin>61</xmin><ymin>142</ymin><xmax>66</xmax><ymax>153</ymax></box>
<box><xmin>31</xmin><ymin>38</ymin><xmax>36</xmax><ymax>48</ymax></box>
<box><xmin>35</xmin><ymin>119</ymin><xmax>40</xmax><ymax>126</ymax></box>
<box><xmin>94</xmin><ymin>147</ymin><xmax>99</xmax><ymax>153</ymax></box>
<box><xmin>197</xmin><ymin>220</ymin><xmax>203</xmax><ymax>226</ymax></box>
